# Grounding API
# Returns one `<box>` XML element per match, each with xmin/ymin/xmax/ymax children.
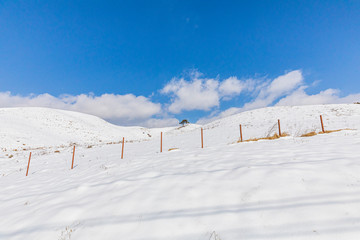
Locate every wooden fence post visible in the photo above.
<box><xmin>160</xmin><ymin>132</ymin><xmax>163</xmax><ymax>153</ymax></box>
<box><xmin>278</xmin><ymin>119</ymin><xmax>282</xmax><ymax>137</ymax></box>
<box><xmin>26</xmin><ymin>152</ymin><xmax>32</xmax><ymax>176</ymax></box>
<box><xmin>121</xmin><ymin>137</ymin><xmax>125</xmax><ymax>159</ymax></box>
<box><xmin>320</xmin><ymin>115</ymin><xmax>325</xmax><ymax>133</ymax></box>
<box><xmin>239</xmin><ymin>124</ymin><xmax>243</xmax><ymax>142</ymax></box>
<box><xmin>71</xmin><ymin>145</ymin><xmax>75</xmax><ymax>169</ymax></box>
<box><xmin>201</xmin><ymin>128</ymin><xmax>204</xmax><ymax>148</ymax></box>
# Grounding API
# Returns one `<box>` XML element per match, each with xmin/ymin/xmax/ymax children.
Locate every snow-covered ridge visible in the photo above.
<box><xmin>1</xmin><ymin>104</ymin><xmax>359</xmax><ymax>150</ymax></box>
<box><xmin>202</xmin><ymin>104</ymin><xmax>360</xmax><ymax>144</ymax></box>
<box><xmin>0</xmin><ymin>107</ymin><xmax>152</xmax><ymax>150</ymax></box>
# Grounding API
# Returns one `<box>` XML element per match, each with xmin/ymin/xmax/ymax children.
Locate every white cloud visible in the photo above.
<box><xmin>266</xmin><ymin>70</ymin><xmax>303</xmax><ymax>96</ymax></box>
<box><xmin>2</xmin><ymin>69</ymin><xmax>359</xmax><ymax>128</ymax></box>
<box><xmin>161</xmin><ymin>78</ymin><xmax>220</xmax><ymax>113</ymax></box>
<box><xmin>70</xmin><ymin>94</ymin><xmax>161</xmax><ymax>120</ymax></box>
<box><xmin>243</xmin><ymin>70</ymin><xmax>303</xmax><ymax>110</ymax></box>
<box><xmin>197</xmin><ymin>70</ymin><xmax>360</xmax><ymax>124</ymax></box>
<box><xmin>219</xmin><ymin>77</ymin><xmax>255</xmax><ymax>100</ymax></box>
<box><xmin>161</xmin><ymin>71</ymin><xmax>255</xmax><ymax>113</ymax></box>
<box><xmin>0</xmin><ymin>92</ymin><xmax>162</xmax><ymax>125</ymax></box>
<box><xmin>276</xmin><ymin>87</ymin><xmax>360</xmax><ymax>106</ymax></box>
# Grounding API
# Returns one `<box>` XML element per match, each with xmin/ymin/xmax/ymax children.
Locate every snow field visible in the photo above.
<box><xmin>1</xmin><ymin>104</ymin><xmax>360</xmax><ymax>239</ymax></box>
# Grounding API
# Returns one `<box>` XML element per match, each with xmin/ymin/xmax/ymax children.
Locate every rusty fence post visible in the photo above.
<box><xmin>278</xmin><ymin>119</ymin><xmax>282</xmax><ymax>137</ymax></box>
<box><xmin>239</xmin><ymin>124</ymin><xmax>243</xmax><ymax>142</ymax></box>
<box><xmin>320</xmin><ymin>115</ymin><xmax>325</xmax><ymax>133</ymax></box>
<box><xmin>121</xmin><ymin>137</ymin><xmax>125</xmax><ymax>159</ymax></box>
<box><xmin>201</xmin><ymin>128</ymin><xmax>204</xmax><ymax>148</ymax></box>
<box><xmin>160</xmin><ymin>132</ymin><xmax>163</xmax><ymax>153</ymax></box>
<box><xmin>71</xmin><ymin>145</ymin><xmax>75</xmax><ymax>169</ymax></box>
<box><xmin>26</xmin><ymin>152</ymin><xmax>32</xmax><ymax>176</ymax></box>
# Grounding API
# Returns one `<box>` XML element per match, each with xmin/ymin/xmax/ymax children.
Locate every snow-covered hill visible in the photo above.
<box><xmin>1</xmin><ymin>104</ymin><xmax>359</xmax><ymax>150</ymax></box>
<box><xmin>0</xmin><ymin>107</ymin><xmax>156</xmax><ymax>150</ymax></box>
<box><xmin>1</xmin><ymin>104</ymin><xmax>360</xmax><ymax>239</ymax></box>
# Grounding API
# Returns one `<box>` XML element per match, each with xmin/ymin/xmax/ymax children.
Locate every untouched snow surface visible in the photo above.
<box><xmin>1</xmin><ymin>104</ymin><xmax>360</xmax><ymax>239</ymax></box>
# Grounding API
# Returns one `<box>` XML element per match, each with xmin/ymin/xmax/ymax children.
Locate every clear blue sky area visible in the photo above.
<box><xmin>0</xmin><ymin>0</ymin><xmax>359</xmax><ymax>124</ymax></box>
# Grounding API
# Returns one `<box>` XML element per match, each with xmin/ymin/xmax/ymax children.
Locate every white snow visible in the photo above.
<box><xmin>1</xmin><ymin>104</ymin><xmax>360</xmax><ymax>239</ymax></box>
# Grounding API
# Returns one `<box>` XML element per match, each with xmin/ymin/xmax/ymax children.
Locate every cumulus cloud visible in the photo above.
<box><xmin>0</xmin><ymin>92</ymin><xmax>162</xmax><ymax>125</ymax></box>
<box><xmin>161</xmin><ymin>78</ymin><xmax>220</xmax><ymax>113</ymax></box>
<box><xmin>242</xmin><ymin>70</ymin><xmax>303</xmax><ymax>110</ymax></box>
<box><xmin>197</xmin><ymin>70</ymin><xmax>360</xmax><ymax>124</ymax></box>
<box><xmin>2</xmin><ymin>69</ymin><xmax>359</xmax><ymax>127</ymax></box>
<box><xmin>161</xmin><ymin>71</ymin><xmax>254</xmax><ymax>113</ymax></box>
<box><xmin>164</xmin><ymin>70</ymin><xmax>304</xmax><ymax>122</ymax></box>
<box><xmin>219</xmin><ymin>77</ymin><xmax>255</xmax><ymax>100</ymax></box>
<box><xmin>276</xmin><ymin>87</ymin><xmax>360</xmax><ymax>106</ymax></box>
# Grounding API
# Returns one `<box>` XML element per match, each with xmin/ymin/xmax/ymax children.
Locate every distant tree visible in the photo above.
<box><xmin>179</xmin><ymin>119</ymin><xmax>189</xmax><ymax>126</ymax></box>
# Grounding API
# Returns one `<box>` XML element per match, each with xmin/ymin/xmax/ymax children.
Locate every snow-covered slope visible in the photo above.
<box><xmin>158</xmin><ymin>104</ymin><xmax>360</xmax><ymax>151</ymax></box>
<box><xmin>203</xmin><ymin>104</ymin><xmax>360</xmax><ymax>144</ymax></box>
<box><xmin>0</xmin><ymin>107</ymin><xmax>155</xmax><ymax>150</ymax></box>
<box><xmin>1</xmin><ymin>104</ymin><xmax>359</xmax><ymax>150</ymax></box>
<box><xmin>1</xmin><ymin>104</ymin><xmax>360</xmax><ymax>240</ymax></box>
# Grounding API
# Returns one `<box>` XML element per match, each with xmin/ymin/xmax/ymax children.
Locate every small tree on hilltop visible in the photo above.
<box><xmin>179</xmin><ymin>119</ymin><xmax>189</xmax><ymax>126</ymax></box>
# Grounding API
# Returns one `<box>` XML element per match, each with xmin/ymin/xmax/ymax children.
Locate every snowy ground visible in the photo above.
<box><xmin>1</xmin><ymin>104</ymin><xmax>360</xmax><ymax>239</ymax></box>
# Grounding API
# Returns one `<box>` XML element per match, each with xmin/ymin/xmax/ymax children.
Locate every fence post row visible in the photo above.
<box><xmin>26</xmin><ymin>152</ymin><xmax>32</xmax><ymax>176</ymax></box>
<box><xmin>19</xmin><ymin>115</ymin><xmax>336</xmax><ymax>175</ymax></box>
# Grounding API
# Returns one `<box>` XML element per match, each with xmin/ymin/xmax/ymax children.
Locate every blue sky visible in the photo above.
<box><xmin>1</xmin><ymin>0</ymin><xmax>360</xmax><ymax>127</ymax></box>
